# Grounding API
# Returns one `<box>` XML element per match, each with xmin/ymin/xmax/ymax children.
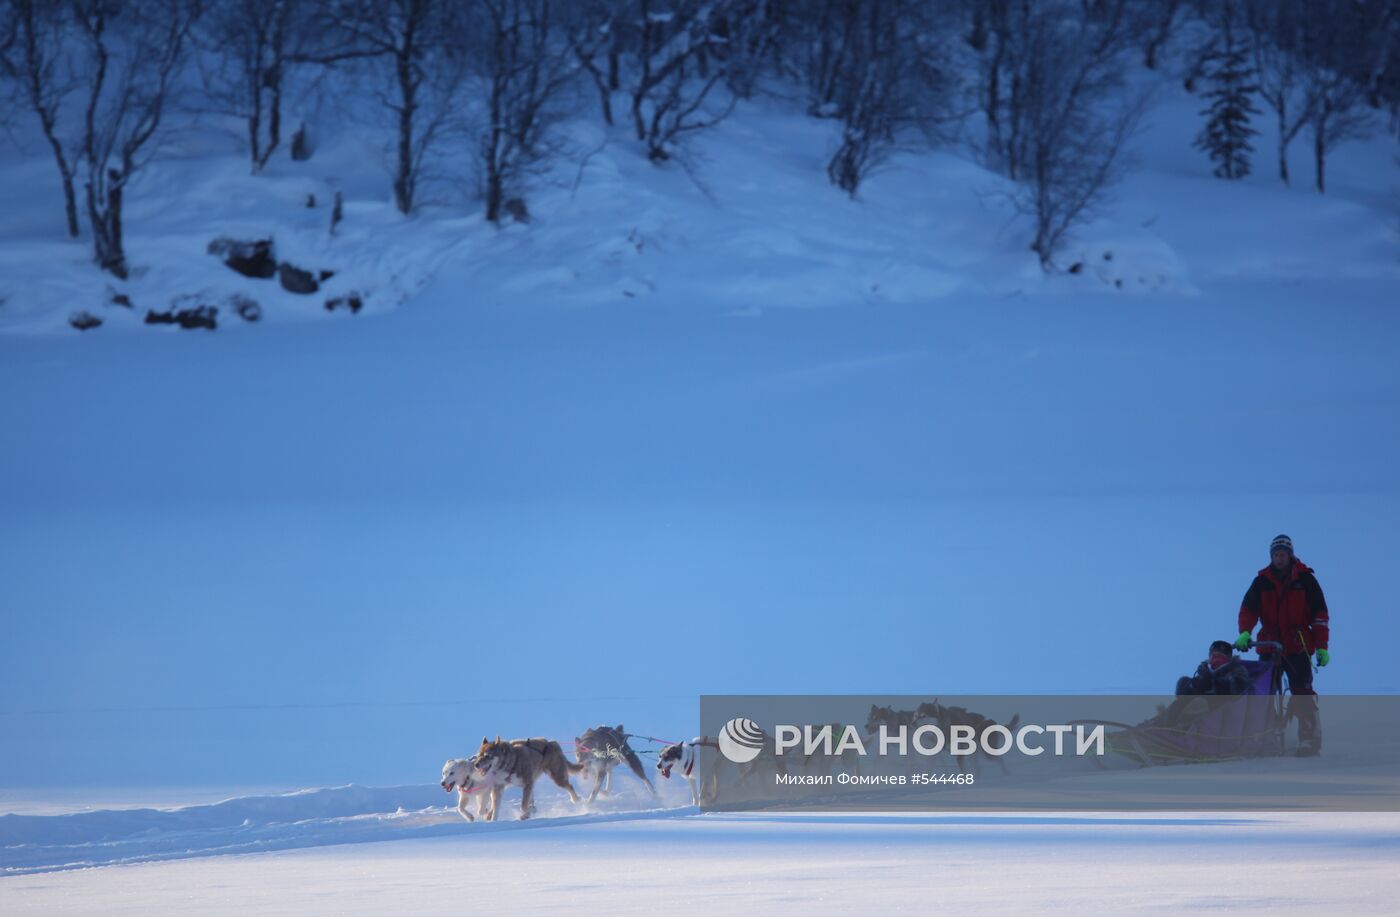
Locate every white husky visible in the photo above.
<box><xmin>441</xmin><ymin>758</ymin><xmax>493</xmax><ymax>822</ymax></box>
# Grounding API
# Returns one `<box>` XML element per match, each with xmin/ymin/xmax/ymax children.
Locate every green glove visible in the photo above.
<box><xmin>1234</xmin><ymin>631</ymin><xmax>1252</xmax><ymax>651</ymax></box>
<box><xmin>1316</xmin><ymin>648</ymin><xmax>1330</xmax><ymax>667</ymax></box>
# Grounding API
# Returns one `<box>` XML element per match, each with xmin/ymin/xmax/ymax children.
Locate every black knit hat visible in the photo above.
<box><xmin>1270</xmin><ymin>534</ymin><xmax>1293</xmax><ymax>555</ymax></box>
<box><xmin>1209</xmin><ymin>640</ymin><xmax>1234</xmax><ymax>656</ymax></box>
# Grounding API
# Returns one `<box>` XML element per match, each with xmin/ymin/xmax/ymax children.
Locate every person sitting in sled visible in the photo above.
<box><xmin>1175</xmin><ymin>640</ymin><xmax>1250</xmax><ymax>697</ymax></box>
<box><xmin>1151</xmin><ymin>640</ymin><xmax>1250</xmax><ymax>730</ymax></box>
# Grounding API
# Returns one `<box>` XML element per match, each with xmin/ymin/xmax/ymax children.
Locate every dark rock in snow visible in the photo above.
<box><xmin>504</xmin><ymin>197</ymin><xmax>530</xmax><ymax>223</ymax></box>
<box><xmin>291</xmin><ymin>122</ymin><xmax>313</xmax><ymax>161</ymax></box>
<box><xmin>146</xmin><ymin>305</ymin><xmax>218</xmax><ymax>330</ymax></box>
<box><xmin>209</xmin><ymin>237</ymin><xmax>277</xmax><ymax>279</ymax></box>
<box><xmin>325</xmin><ymin>292</ymin><xmax>363</xmax><ymax>314</ymax></box>
<box><xmin>70</xmin><ymin>311</ymin><xmax>103</xmax><ymax>331</ymax></box>
<box><xmin>278</xmin><ymin>263</ymin><xmax>318</xmax><ymax>294</ymax></box>
<box><xmin>229</xmin><ymin>294</ymin><xmax>262</xmax><ymax>322</ymax></box>
<box><xmin>318</xmin><ymin>269</ymin><xmax>335</xmax><ymax>282</ymax></box>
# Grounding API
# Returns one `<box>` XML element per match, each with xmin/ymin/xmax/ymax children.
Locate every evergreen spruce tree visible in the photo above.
<box><xmin>1194</xmin><ymin>9</ymin><xmax>1260</xmax><ymax>180</ymax></box>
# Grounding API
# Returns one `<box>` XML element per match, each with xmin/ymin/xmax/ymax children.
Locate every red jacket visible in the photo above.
<box><xmin>1239</xmin><ymin>557</ymin><xmax>1330</xmax><ymax>655</ymax></box>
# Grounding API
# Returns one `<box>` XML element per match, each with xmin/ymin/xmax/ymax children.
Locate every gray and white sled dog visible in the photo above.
<box><xmin>656</xmin><ymin>737</ymin><xmax>728</xmax><ymax>805</ymax></box>
<box><xmin>472</xmin><ymin>735</ymin><xmax>583</xmax><ymax>820</ymax></box>
<box><xmin>916</xmin><ymin>699</ymin><xmax>1021</xmax><ymax>775</ymax></box>
<box><xmin>656</xmin><ymin>737</ymin><xmax>708</xmax><ymax>805</ymax></box>
<box><xmin>574</xmin><ymin>724</ymin><xmax>657</xmax><ymax>802</ymax></box>
<box><xmin>441</xmin><ymin>758</ymin><xmax>492</xmax><ymax>822</ymax></box>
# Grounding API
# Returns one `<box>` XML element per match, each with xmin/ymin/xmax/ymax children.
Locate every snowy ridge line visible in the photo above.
<box><xmin>1</xmin><ymin>784</ymin><xmax>697</xmax><ymax>877</ymax></box>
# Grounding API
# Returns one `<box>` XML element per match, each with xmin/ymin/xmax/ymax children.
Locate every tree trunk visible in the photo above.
<box><xmin>485</xmin><ymin>170</ymin><xmax>503</xmax><ymax>223</ymax></box>
<box><xmin>632</xmin><ymin>89</ymin><xmax>647</xmax><ymax>142</ymax></box>
<box><xmin>1313</xmin><ymin>112</ymin><xmax>1326</xmax><ymax>194</ymax></box>
<box><xmin>250</xmin><ymin>78</ymin><xmax>284</xmax><ymax>173</ymax></box>
<box><xmin>61</xmin><ymin>168</ymin><xmax>79</xmax><ymax>239</ymax></box>
<box><xmin>248</xmin><ymin>110</ymin><xmax>263</xmax><ymax>170</ymax></box>
<box><xmin>599</xmin><ymin>86</ymin><xmax>614</xmax><ymax>126</ymax></box>
<box><xmin>1143</xmin><ymin>0</ymin><xmax>1179</xmax><ymax>71</ymax></box>
<box><xmin>485</xmin><ymin>53</ymin><xmax>504</xmax><ymax>223</ymax></box>
<box><xmin>86</xmin><ymin>171</ymin><xmax>128</xmax><ymax>279</ymax></box>
<box><xmin>263</xmin><ymin>86</ymin><xmax>282</xmax><ymax>171</ymax></box>
<box><xmin>42</xmin><ymin>132</ymin><xmax>81</xmax><ymax>238</ymax></box>
<box><xmin>25</xmin><ymin>48</ymin><xmax>81</xmax><ymax>236</ymax></box>
<box><xmin>394</xmin><ymin>51</ymin><xmax>416</xmax><ymax>214</ymax></box>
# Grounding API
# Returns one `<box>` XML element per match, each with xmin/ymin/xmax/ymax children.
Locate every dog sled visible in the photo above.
<box><xmin>1075</xmin><ymin>641</ymin><xmax>1292</xmax><ymax>767</ymax></box>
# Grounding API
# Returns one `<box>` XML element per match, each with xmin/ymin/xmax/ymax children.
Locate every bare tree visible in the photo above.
<box><xmin>979</xmin><ymin>0</ymin><xmax>1146</xmax><ymax>267</ymax></box>
<box><xmin>195</xmin><ymin>0</ymin><xmax>305</xmax><ymax>173</ymax></box>
<box><xmin>2</xmin><ymin>1</ymin><xmax>83</xmax><ymax>237</ymax></box>
<box><xmin>1296</xmin><ymin>0</ymin><xmax>1390</xmax><ymax>194</ymax></box>
<box><xmin>306</xmin><ymin>0</ymin><xmax>465</xmax><ymax>214</ymax></box>
<box><xmin>825</xmin><ymin>64</ymin><xmax>898</xmax><ymax>195</ymax></box>
<box><xmin>709</xmin><ymin>0</ymin><xmax>778</xmax><ymax>99</ymax></box>
<box><xmin>1141</xmin><ymin>0</ymin><xmax>1185</xmax><ymax>70</ymax></box>
<box><xmin>976</xmin><ymin>0</ymin><xmax>1019</xmax><ymax>173</ymax></box>
<box><xmin>72</xmin><ymin>0</ymin><xmax>202</xmax><ymax>279</ymax></box>
<box><xmin>0</xmin><ymin>3</ymin><xmax>12</xmax><ymax>61</ymax></box>
<box><xmin>822</xmin><ymin>0</ymin><xmax>962</xmax><ymax>196</ymax></box>
<box><xmin>566</xmin><ymin>0</ymin><xmax>628</xmax><ymax>126</ymax></box>
<box><xmin>1379</xmin><ymin>28</ymin><xmax>1400</xmax><ymax>138</ymax></box>
<box><xmin>0</xmin><ymin>7</ymin><xmax>18</xmax><ymax>126</ymax></box>
<box><xmin>468</xmin><ymin>0</ymin><xmax>575</xmax><ymax>223</ymax></box>
<box><xmin>628</xmin><ymin>0</ymin><xmax>735</xmax><ymax>163</ymax></box>
<box><xmin>797</xmin><ymin>0</ymin><xmax>863</xmax><ymax>118</ymax></box>
<box><xmin>1243</xmin><ymin>0</ymin><xmax>1312</xmax><ymax>186</ymax></box>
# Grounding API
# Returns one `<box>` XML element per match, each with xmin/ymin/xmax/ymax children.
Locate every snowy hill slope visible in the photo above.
<box><xmin>0</xmin><ymin>73</ymin><xmax>1395</xmax><ymax>336</ymax></box>
<box><xmin>0</xmin><ymin>781</ymin><xmax>694</xmax><ymax>876</ymax></box>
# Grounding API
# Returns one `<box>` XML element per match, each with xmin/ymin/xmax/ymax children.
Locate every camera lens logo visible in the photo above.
<box><xmin>718</xmin><ymin>718</ymin><xmax>766</xmax><ymax>764</ymax></box>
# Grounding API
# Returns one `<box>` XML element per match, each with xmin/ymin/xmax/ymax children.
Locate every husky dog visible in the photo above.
<box><xmin>865</xmin><ymin>704</ymin><xmax>925</xmax><ymax>772</ymax></box>
<box><xmin>865</xmin><ymin>703</ymin><xmax>923</xmax><ymax>739</ymax></box>
<box><xmin>656</xmin><ymin>737</ymin><xmax>721</xmax><ymax>805</ymax></box>
<box><xmin>575</xmin><ymin>724</ymin><xmax>657</xmax><ymax>802</ymax></box>
<box><xmin>441</xmin><ymin>758</ymin><xmax>492</xmax><ymax>822</ymax></box>
<box><xmin>472</xmin><ymin>736</ymin><xmax>583</xmax><ymax>820</ymax></box>
<box><xmin>916</xmin><ymin>700</ymin><xmax>1021</xmax><ymax>775</ymax></box>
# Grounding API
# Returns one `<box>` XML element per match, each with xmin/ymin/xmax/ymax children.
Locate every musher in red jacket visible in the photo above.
<box><xmin>1234</xmin><ymin>534</ymin><xmax>1330</xmax><ymax>754</ymax></box>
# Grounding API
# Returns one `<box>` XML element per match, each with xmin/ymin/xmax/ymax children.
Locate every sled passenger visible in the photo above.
<box><xmin>1151</xmin><ymin>640</ymin><xmax>1251</xmax><ymax>731</ymax></box>
<box><xmin>1174</xmin><ymin>640</ymin><xmax>1250</xmax><ymax>697</ymax></box>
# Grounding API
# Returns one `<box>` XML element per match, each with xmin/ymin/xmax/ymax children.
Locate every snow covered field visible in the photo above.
<box><xmin>5</xmin><ymin>796</ymin><xmax>1400</xmax><ymax>915</ymax></box>
<box><xmin>4</xmin><ymin>13</ymin><xmax>1400</xmax><ymax>911</ymax></box>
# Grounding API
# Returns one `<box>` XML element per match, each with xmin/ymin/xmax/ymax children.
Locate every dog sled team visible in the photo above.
<box><xmin>441</xmin><ymin>725</ymin><xmax>659</xmax><ymax>822</ymax></box>
<box><xmin>441</xmin><ymin>702</ymin><xmax>1019</xmax><ymax>820</ymax></box>
<box><xmin>445</xmin><ymin>533</ymin><xmax>1332</xmax><ymax>817</ymax></box>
